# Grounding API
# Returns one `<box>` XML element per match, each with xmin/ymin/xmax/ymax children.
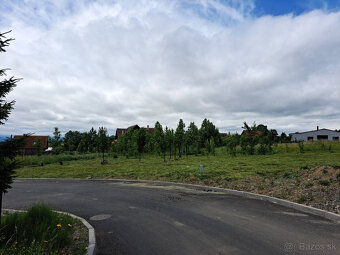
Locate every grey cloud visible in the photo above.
<box><xmin>0</xmin><ymin>1</ymin><xmax>339</xmax><ymax>136</ymax></box>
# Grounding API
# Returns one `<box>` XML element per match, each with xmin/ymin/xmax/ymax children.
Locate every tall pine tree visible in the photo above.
<box><xmin>0</xmin><ymin>31</ymin><xmax>26</xmax><ymax>221</ymax></box>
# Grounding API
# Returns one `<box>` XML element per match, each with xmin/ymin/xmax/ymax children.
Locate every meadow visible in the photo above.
<box><xmin>15</xmin><ymin>142</ymin><xmax>340</xmax><ymax>187</ymax></box>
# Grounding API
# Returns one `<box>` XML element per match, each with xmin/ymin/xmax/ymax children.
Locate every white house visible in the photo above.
<box><xmin>290</xmin><ymin>127</ymin><xmax>340</xmax><ymax>142</ymax></box>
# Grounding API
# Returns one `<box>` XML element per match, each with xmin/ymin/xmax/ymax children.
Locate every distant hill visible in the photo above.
<box><xmin>0</xmin><ymin>135</ymin><xmax>11</xmax><ymax>142</ymax></box>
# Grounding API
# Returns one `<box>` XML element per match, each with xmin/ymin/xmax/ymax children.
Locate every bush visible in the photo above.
<box><xmin>0</xmin><ymin>205</ymin><xmax>75</xmax><ymax>254</ymax></box>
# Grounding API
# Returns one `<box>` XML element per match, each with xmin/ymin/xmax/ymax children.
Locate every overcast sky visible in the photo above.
<box><xmin>1</xmin><ymin>0</ymin><xmax>340</xmax><ymax>136</ymax></box>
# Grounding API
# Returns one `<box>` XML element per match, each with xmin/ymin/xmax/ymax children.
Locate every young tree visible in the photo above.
<box><xmin>98</xmin><ymin>127</ymin><xmax>108</xmax><ymax>162</ymax></box>
<box><xmin>164</xmin><ymin>127</ymin><xmax>173</xmax><ymax>159</ymax></box>
<box><xmin>199</xmin><ymin>118</ymin><xmax>221</xmax><ymax>147</ymax></box>
<box><xmin>225</xmin><ymin>133</ymin><xmax>239</xmax><ymax>156</ymax></box>
<box><xmin>154</xmin><ymin>122</ymin><xmax>166</xmax><ymax>162</ymax></box>
<box><xmin>186</xmin><ymin>122</ymin><xmax>199</xmax><ymax>155</ymax></box>
<box><xmin>50</xmin><ymin>127</ymin><xmax>62</xmax><ymax>147</ymax></box>
<box><xmin>0</xmin><ymin>31</ymin><xmax>26</xmax><ymax>221</ymax></box>
<box><xmin>33</xmin><ymin>138</ymin><xmax>43</xmax><ymax>156</ymax></box>
<box><xmin>63</xmin><ymin>130</ymin><xmax>82</xmax><ymax>151</ymax></box>
<box><xmin>88</xmin><ymin>127</ymin><xmax>97</xmax><ymax>153</ymax></box>
<box><xmin>175</xmin><ymin>119</ymin><xmax>185</xmax><ymax>158</ymax></box>
<box><xmin>241</xmin><ymin>122</ymin><xmax>258</xmax><ymax>155</ymax></box>
<box><xmin>77</xmin><ymin>132</ymin><xmax>89</xmax><ymax>153</ymax></box>
<box><xmin>48</xmin><ymin>127</ymin><xmax>63</xmax><ymax>154</ymax></box>
<box><xmin>135</xmin><ymin>128</ymin><xmax>147</xmax><ymax>161</ymax></box>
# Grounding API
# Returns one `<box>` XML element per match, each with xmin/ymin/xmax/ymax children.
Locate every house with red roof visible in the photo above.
<box><xmin>14</xmin><ymin>135</ymin><xmax>48</xmax><ymax>155</ymax></box>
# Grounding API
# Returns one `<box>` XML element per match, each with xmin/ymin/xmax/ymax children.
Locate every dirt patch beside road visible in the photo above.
<box><xmin>225</xmin><ymin>165</ymin><xmax>340</xmax><ymax>214</ymax></box>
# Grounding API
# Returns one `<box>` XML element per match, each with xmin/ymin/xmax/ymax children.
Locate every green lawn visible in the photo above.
<box><xmin>16</xmin><ymin>143</ymin><xmax>340</xmax><ymax>187</ymax></box>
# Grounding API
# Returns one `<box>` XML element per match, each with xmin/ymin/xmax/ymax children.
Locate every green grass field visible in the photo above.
<box><xmin>15</xmin><ymin>142</ymin><xmax>340</xmax><ymax>187</ymax></box>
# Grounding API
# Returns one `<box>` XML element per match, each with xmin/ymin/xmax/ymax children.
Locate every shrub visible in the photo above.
<box><xmin>257</xmin><ymin>144</ymin><xmax>266</xmax><ymax>155</ymax></box>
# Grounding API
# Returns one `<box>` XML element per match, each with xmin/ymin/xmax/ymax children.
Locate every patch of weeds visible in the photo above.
<box><xmin>297</xmin><ymin>196</ymin><xmax>307</xmax><ymax>203</ymax></box>
<box><xmin>300</xmin><ymin>166</ymin><xmax>309</xmax><ymax>170</ymax></box>
<box><xmin>283</xmin><ymin>172</ymin><xmax>291</xmax><ymax>178</ymax></box>
<box><xmin>319</xmin><ymin>180</ymin><xmax>330</xmax><ymax>186</ymax></box>
<box><xmin>305</xmin><ymin>182</ymin><xmax>313</xmax><ymax>188</ymax></box>
<box><xmin>255</xmin><ymin>171</ymin><xmax>266</xmax><ymax>177</ymax></box>
<box><xmin>0</xmin><ymin>204</ymin><xmax>86</xmax><ymax>255</ymax></box>
<box><xmin>257</xmin><ymin>185</ymin><xmax>264</xmax><ymax>191</ymax></box>
<box><xmin>323</xmin><ymin>169</ymin><xmax>328</xmax><ymax>174</ymax></box>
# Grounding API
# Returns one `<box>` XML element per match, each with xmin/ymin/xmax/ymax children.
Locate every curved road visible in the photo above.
<box><xmin>3</xmin><ymin>179</ymin><xmax>340</xmax><ymax>255</ymax></box>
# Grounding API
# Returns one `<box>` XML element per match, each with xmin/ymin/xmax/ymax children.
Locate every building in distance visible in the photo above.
<box><xmin>290</xmin><ymin>126</ymin><xmax>340</xmax><ymax>142</ymax></box>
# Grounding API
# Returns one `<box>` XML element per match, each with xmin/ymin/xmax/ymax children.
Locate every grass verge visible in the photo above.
<box><xmin>0</xmin><ymin>205</ymin><xmax>87</xmax><ymax>255</ymax></box>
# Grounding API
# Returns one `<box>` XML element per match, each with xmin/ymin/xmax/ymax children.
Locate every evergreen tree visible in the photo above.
<box><xmin>33</xmin><ymin>138</ymin><xmax>43</xmax><ymax>156</ymax></box>
<box><xmin>154</xmin><ymin>122</ymin><xmax>166</xmax><ymax>161</ymax></box>
<box><xmin>88</xmin><ymin>127</ymin><xmax>97</xmax><ymax>153</ymax></box>
<box><xmin>63</xmin><ymin>130</ymin><xmax>82</xmax><ymax>151</ymax></box>
<box><xmin>175</xmin><ymin>119</ymin><xmax>185</xmax><ymax>158</ymax></box>
<box><xmin>0</xmin><ymin>31</ymin><xmax>26</xmax><ymax>222</ymax></box>
<box><xmin>98</xmin><ymin>127</ymin><xmax>108</xmax><ymax>162</ymax></box>
<box><xmin>165</xmin><ymin>127</ymin><xmax>173</xmax><ymax>159</ymax></box>
<box><xmin>199</xmin><ymin>118</ymin><xmax>220</xmax><ymax>147</ymax></box>
<box><xmin>186</xmin><ymin>122</ymin><xmax>199</xmax><ymax>155</ymax></box>
<box><xmin>135</xmin><ymin>128</ymin><xmax>147</xmax><ymax>161</ymax></box>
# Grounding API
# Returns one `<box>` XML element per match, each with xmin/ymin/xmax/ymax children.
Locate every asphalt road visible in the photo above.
<box><xmin>3</xmin><ymin>179</ymin><xmax>340</xmax><ymax>255</ymax></box>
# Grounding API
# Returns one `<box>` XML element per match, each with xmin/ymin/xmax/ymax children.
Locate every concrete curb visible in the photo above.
<box><xmin>17</xmin><ymin>177</ymin><xmax>340</xmax><ymax>223</ymax></box>
<box><xmin>2</xmin><ymin>208</ymin><xmax>96</xmax><ymax>255</ymax></box>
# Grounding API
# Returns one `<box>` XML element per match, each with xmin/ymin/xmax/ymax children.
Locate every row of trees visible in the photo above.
<box><xmin>113</xmin><ymin>119</ymin><xmax>221</xmax><ymax>161</ymax></box>
<box><xmin>50</xmin><ymin>120</ymin><xmax>292</xmax><ymax>160</ymax></box>
<box><xmin>49</xmin><ymin>127</ymin><xmax>112</xmax><ymax>160</ymax></box>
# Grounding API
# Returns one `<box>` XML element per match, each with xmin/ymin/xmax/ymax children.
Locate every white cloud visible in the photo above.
<box><xmin>0</xmin><ymin>0</ymin><xmax>340</xmax><ymax>135</ymax></box>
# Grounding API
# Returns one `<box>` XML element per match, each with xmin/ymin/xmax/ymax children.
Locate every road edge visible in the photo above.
<box><xmin>2</xmin><ymin>208</ymin><xmax>96</xmax><ymax>255</ymax></box>
<box><xmin>17</xmin><ymin>177</ymin><xmax>340</xmax><ymax>223</ymax></box>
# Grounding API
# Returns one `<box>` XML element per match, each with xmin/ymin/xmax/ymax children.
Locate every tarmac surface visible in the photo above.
<box><xmin>3</xmin><ymin>179</ymin><xmax>340</xmax><ymax>255</ymax></box>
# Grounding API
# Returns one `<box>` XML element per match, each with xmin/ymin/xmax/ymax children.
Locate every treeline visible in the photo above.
<box><xmin>48</xmin><ymin>127</ymin><xmax>113</xmax><ymax>159</ymax></box>
<box><xmin>113</xmin><ymin>119</ymin><xmax>221</xmax><ymax>161</ymax></box>
<box><xmin>46</xmin><ymin>119</ymin><xmax>292</xmax><ymax>161</ymax></box>
<box><xmin>224</xmin><ymin>122</ymin><xmax>291</xmax><ymax>156</ymax></box>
